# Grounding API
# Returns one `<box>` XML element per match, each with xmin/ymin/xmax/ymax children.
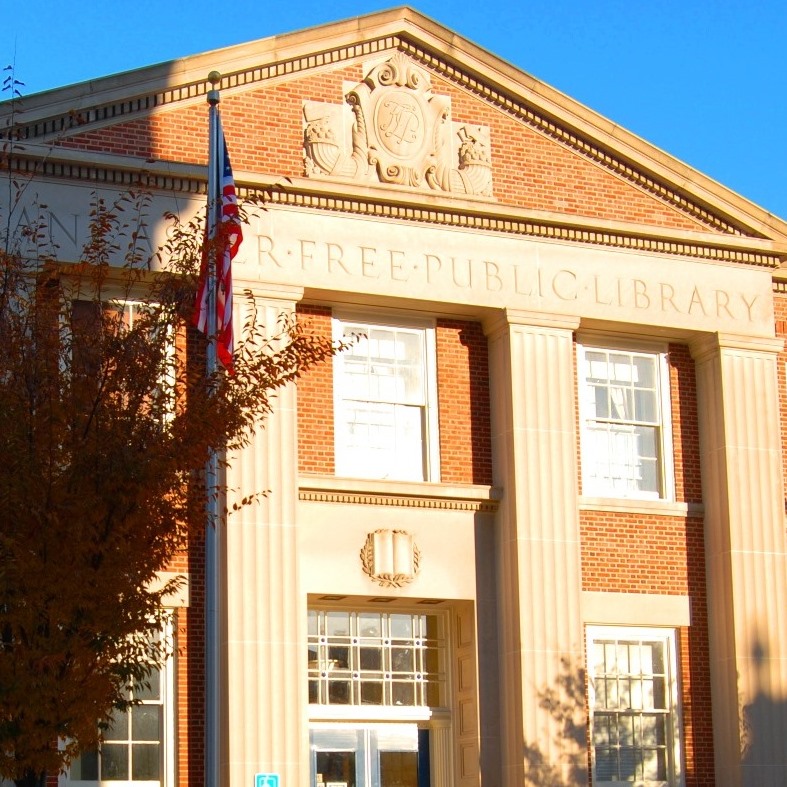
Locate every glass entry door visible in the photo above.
<box><xmin>311</xmin><ymin>724</ymin><xmax>424</xmax><ymax>787</ymax></box>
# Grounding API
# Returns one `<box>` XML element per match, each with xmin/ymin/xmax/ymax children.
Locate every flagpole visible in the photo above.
<box><xmin>205</xmin><ymin>70</ymin><xmax>222</xmax><ymax>787</ymax></box>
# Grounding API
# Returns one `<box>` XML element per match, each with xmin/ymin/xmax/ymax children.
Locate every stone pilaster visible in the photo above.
<box><xmin>222</xmin><ymin>286</ymin><xmax>307</xmax><ymax>787</ymax></box>
<box><xmin>485</xmin><ymin>310</ymin><xmax>586</xmax><ymax>787</ymax></box>
<box><xmin>692</xmin><ymin>333</ymin><xmax>787</xmax><ymax>787</ymax></box>
<box><xmin>431</xmin><ymin>720</ymin><xmax>452</xmax><ymax>787</ymax></box>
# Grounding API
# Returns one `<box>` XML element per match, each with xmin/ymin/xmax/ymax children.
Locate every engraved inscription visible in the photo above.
<box><xmin>255</xmin><ymin>231</ymin><xmax>765</xmax><ymax>325</ymax></box>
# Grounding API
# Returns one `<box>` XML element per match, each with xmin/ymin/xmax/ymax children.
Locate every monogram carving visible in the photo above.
<box><xmin>303</xmin><ymin>53</ymin><xmax>493</xmax><ymax>196</ymax></box>
<box><xmin>376</xmin><ymin>91</ymin><xmax>425</xmax><ymax>158</ymax></box>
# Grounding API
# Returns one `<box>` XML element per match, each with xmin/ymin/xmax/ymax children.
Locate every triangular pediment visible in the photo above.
<box><xmin>4</xmin><ymin>7</ymin><xmax>787</xmax><ymax>258</ymax></box>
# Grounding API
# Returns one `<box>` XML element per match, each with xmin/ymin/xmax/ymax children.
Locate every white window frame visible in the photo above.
<box><xmin>61</xmin><ymin>623</ymin><xmax>176</xmax><ymax>787</ymax></box>
<box><xmin>332</xmin><ymin>313</ymin><xmax>440</xmax><ymax>482</ymax></box>
<box><xmin>310</xmin><ymin>723</ymin><xmax>425</xmax><ymax>787</ymax></box>
<box><xmin>586</xmin><ymin>625</ymin><xmax>684</xmax><ymax>787</ymax></box>
<box><xmin>110</xmin><ymin>300</ymin><xmax>177</xmax><ymax>423</ymax></box>
<box><xmin>307</xmin><ymin>607</ymin><xmax>449</xmax><ymax>717</ymax></box>
<box><xmin>577</xmin><ymin>339</ymin><xmax>674</xmax><ymax>501</ymax></box>
<box><xmin>307</xmin><ymin>605</ymin><xmax>452</xmax><ymax>787</ymax></box>
<box><xmin>66</xmin><ymin>297</ymin><xmax>176</xmax><ymax>424</ymax></box>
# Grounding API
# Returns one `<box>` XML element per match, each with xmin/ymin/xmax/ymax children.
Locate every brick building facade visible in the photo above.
<box><xmin>2</xmin><ymin>8</ymin><xmax>787</xmax><ymax>787</ymax></box>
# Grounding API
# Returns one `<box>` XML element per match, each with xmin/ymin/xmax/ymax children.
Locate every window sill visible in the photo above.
<box><xmin>580</xmin><ymin>496</ymin><xmax>703</xmax><ymax>517</ymax></box>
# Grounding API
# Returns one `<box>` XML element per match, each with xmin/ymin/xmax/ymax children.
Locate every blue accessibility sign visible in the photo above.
<box><xmin>255</xmin><ymin>775</ymin><xmax>280</xmax><ymax>787</ymax></box>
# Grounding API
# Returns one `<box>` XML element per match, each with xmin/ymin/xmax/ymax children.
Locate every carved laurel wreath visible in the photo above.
<box><xmin>360</xmin><ymin>529</ymin><xmax>421</xmax><ymax>588</ymax></box>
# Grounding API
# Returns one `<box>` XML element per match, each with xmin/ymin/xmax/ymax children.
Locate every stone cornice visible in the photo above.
<box><xmin>689</xmin><ymin>332</ymin><xmax>784</xmax><ymax>363</ymax></box>
<box><xmin>299</xmin><ymin>476</ymin><xmax>500</xmax><ymax>513</ymax></box>
<box><xmin>6</xmin><ymin>144</ymin><xmax>786</xmax><ymax>268</ymax></box>
<box><xmin>483</xmin><ymin>310</ymin><xmax>581</xmax><ymax>340</ymax></box>
<box><xmin>251</xmin><ymin>177</ymin><xmax>785</xmax><ymax>267</ymax></box>
<box><xmin>6</xmin><ymin>145</ymin><xmax>208</xmax><ymax>195</ymax></box>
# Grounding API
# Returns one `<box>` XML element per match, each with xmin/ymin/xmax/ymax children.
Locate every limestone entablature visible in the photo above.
<box><xmin>7</xmin><ymin>143</ymin><xmax>785</xmax><ymax>268</ymax></box>
<box><xmin>299</xmin><ymin>477</ymin><xmax>499</xmax><ymax>513</ymax></box>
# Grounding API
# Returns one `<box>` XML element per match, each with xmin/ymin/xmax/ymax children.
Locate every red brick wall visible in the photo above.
<box><xmin>296</xmin><ymin>304</ymin><xmax>335</xmax><ymax>475</ymax></box>
<box><xmin>178</xmin><ymin>538</ymin><xmax>204</xmax><ymax>787</ymax></box>
<box><xmin>680</xmin><ymin>621</ymin><xmax>716</xmax><ymax>786</ymax></box>
<box><xmin>668</xmin><ymin>344</ymin><xmax>703</xmax><ymax>505</ymax></box>
<box><xmin>581</xmin><ymin>515</ymin><xmax>713</xmax><ymax>786</ymax></box>
<box><xmin>579</xmin><ymin>342</ymin><xmax>713</xmax><ymax>784</ymax></box>
<box><xmin>580</xmin><ymin>512</ymin><xmax>697</xmax><ymax>594</ymax></box>
<box><xmin>58</xmin><ymin>67</ymin><xmax>364</xmax><ymax>171</ymax></box>
<box><xmin>429</xmin><ymin>73</ymin><xmax>710</xmax><ymax>232</ymax></box>
<box><xmin>58</xmin><ymin>57</ymin><xmax>715</xmax><ymax>233</ymax></box>
<box><xmin>435</xmin><ymin>319</ymin><xmax>492</xmax><ymax>485</ymax></box>
<box><xmin>296</xmin><ymin>308</ymin><xmax>491</xmax><ymax>484</ymax></box>
<box><xmin>172</xmin><ymin>325</ymin><xmax>207</xmax><ymax>787</ymax></box>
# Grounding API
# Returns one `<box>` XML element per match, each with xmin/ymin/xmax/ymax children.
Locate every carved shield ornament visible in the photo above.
<box><xmin>303</xmin><ymin>53</ymin><xmax>492</xmax><ymax>196</ymax></box>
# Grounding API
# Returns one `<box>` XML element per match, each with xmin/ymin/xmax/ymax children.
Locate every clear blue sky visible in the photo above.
<box><xmin>3</xmin><ymin>1</ymin><xmax>785</xmax><ymax>220</ymax></box>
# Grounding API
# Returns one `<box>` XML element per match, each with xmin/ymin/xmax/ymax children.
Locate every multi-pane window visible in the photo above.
<box><xmin>70</xmin><ymin>299</ymin><xmax>175</xmax><ymax>423</ymax></box>
<box><xmin>68</xmin><ymin>667</ymin><xmax>166</xmax><ymax>785</ymax></box>
<box><xmin>111</xmin><ymin>301</ymin><xmax>176</xmax><ymax>420</ymax></box>
<box><xmin>587</xmin><ymin>627</ymin><xmax>682</xmax><ymax>786</ymax></box>
<box><xmin>66</xmin><ymin>627</ymin><xmax>173</xmax><ymax>787</ymax></box>
<box><xmin>307</xmin><ymin>609</ymin><xmax>446</xmax><ymax>709</ymax></box>
<box><xmin>579</xmin><ymin>344</ymin><xmax>673</xmax><ymax>499</ymax></box>
<box><xmin>333</xmin><ymin>317</ymin><xmax>439</xmax><ymax>482</ymax></box>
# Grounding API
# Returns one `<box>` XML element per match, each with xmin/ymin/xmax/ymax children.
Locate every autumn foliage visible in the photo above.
<box><xmin>0</xmin><ymin>192</ymin><xmax>336</xmax><ymax>784</ymax></box>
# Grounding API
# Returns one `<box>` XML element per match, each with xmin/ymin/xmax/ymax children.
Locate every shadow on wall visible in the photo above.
<box><xmin>522</xmin><ymin>657</ymin><xmax>589</xmax><ymax>786</ymax></box>
<box><xmin>740</xmin><ymin>636</ymin><xmax>787</xmax><ymax>785</ymax></box>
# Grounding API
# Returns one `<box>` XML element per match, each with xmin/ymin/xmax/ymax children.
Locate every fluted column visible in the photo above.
<box><xmin>692</xmin><ymin>333</ymin><xmax>787</xmax><ymax>787</ymax></box>
<box><xmin>430</xmin><ymin>720</ymin><xmax>452</xmax><ymax>787</ymax></box>
<box><xmin>485</xmin><ymin>310</ymin><xmax>585</xmax><ymax>787</ymax></box>
<box><xmin>222</xmin><ymin>286</ymin><xmax>307</xmax><ymax>786</ymax></box>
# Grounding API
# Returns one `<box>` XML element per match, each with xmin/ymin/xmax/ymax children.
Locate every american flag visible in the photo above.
<box><xmin>193</xmin><ymin>119</ymin><xmax>242</xmax><ymax>374</ymax></box>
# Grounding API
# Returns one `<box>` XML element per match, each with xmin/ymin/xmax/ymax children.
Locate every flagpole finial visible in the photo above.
<box><xmin>207</xmin><ymin>71</ymin><xmax>221</xmax><ymax>106</ymax></box>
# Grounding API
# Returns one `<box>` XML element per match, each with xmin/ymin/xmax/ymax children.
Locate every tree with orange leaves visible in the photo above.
<box><xmin>0</xmin><ymin>192</ymin><xmax>336</xmax><ymax>787</ymax></box>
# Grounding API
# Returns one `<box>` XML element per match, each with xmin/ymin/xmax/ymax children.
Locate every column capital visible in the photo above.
<box><xmin>482</xmin><ymin>308</ymin><xmax>580</xmax><ymax>339</ymax></box>
<box><xmin>689</xmin><ymin>332</ymin><xmax>783</xmax><ymax>363</ymax></box>
<box><xmin>234</xmin><ymin>281</ymin><xmax>305</xmax><ymax>306</ymax></box>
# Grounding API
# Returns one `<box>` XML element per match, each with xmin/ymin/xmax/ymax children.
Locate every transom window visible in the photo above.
<box><xmin>333</xmin><ymin>316</ymin><xmax>439</xmax><ymax>482</ymax></box>
<box><xmin>587</xmin><ymin>626</ymin><xmax>682</xmax><ymax>786</ymax></box>
<box><xmin>308</xmin><ymin>610</ymin><xmax>446</xmax><ymax>709</ymax></box>
<box><xmin>578</xmin><ymin>343</ymin><xmax>673</xmax><ymax>500</ymax></box>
